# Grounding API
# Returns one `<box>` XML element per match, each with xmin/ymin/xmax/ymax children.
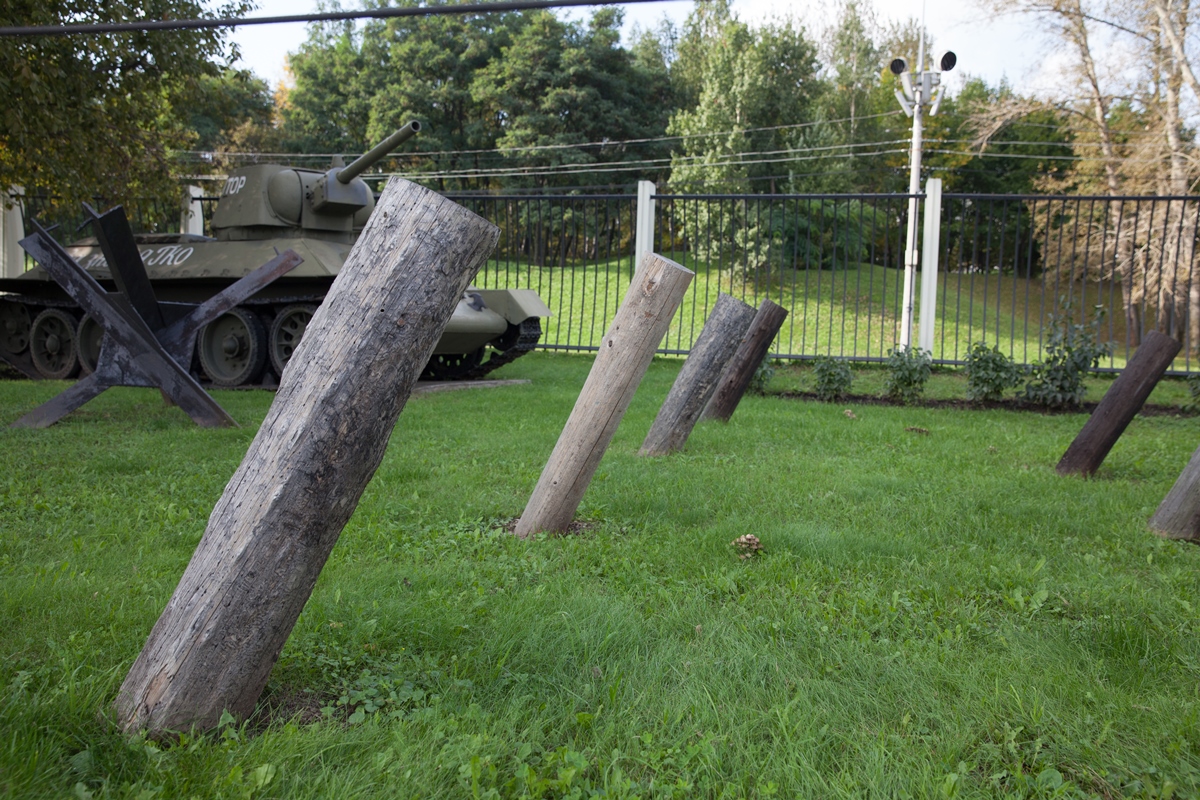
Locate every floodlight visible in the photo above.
<box><xmin>937</xmin><ymin>50</ymin><xmax>957</xmax><ymax>71</ymax></box>
<box><xmin>889</xmin><ymin>57</ymin><xmax>908</xmax><ymax>75</ymax></box>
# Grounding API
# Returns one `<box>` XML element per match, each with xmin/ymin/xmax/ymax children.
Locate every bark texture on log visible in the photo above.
<box><xmin>1150</xmin><ymin>443</ymin><xmax>1200</xmax><ymax>541</ymax></box>
<box><xmin>1057</xmin><ymin>330</ymin><xmax>1181</xmax><ymax>476</ymax></box>
<box><xmin>639</xmin><ymin>292</ymin><xmax>755</xmax><ymax>456</ymax></box>
<box><xmin>114</xmin><ymin>179</ymin><xmax>498</xmax><ymax>734</ymax></box>
<box><xmin>702</xmin><ymin>299</ymin><xmax>788</xmax><ymax>422</ymax></box>
<box><xmin>515</xmin><ymin>253</ymin><xmax>693</xmax><ymax>536</ymax></box>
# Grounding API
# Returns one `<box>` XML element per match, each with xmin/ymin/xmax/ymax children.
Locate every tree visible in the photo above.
<box><xmin>359</xmin><ymin>8</ymin><xmax>525</xmax><ymax>190</ymax></box>
<box><xmin>470</xmin><ymin>8</ymin><xmax>672</xmax><ymax>191</ymax></box>
<box><xmin>981</xmin><ymin>0</ymin><xmax>1200</xmax><ymax>349</ymax></box>
<box><xmin>0</xmin><ymin>0</ymin><xmax>250</xmax><ymax>208</ymax></box>
<box><xmin>279</xmin><ymin>16</ymin><xmax>378</xmax><ymax>155</ymax></box>
<box><xmin>666</xmin><ymin>6</ymin><xmax>823</xmax><ymax>192</ymax></box>
<box><xmin>188</xmin><ymin>68</ymin><xmax>276</xmax><ymax>152</ymax></box>
<box><xmin>949</xmin><ymin>79</ymin><xmax>1074</xmax><ymax>195</ymax></box>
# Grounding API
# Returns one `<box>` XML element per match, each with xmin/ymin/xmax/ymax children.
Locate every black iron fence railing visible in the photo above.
<box><xmin>16</xmin><ymin>190</ymin><xmax>1200</xmax><ymax>374</ymax></box>
<box><xmin>449</xmin><ymin>194</ymin><xmax>638</xmax><ymax>352</ymax></box>
<box><xmin>649</xmin><ymin>193</ymin><xmax>917</xmax><ymax>361</ymax></box>
<box><xmin>936</xmin><ymin>194</ymin><xmax>1200</xmax><ymax>374</ymax></box>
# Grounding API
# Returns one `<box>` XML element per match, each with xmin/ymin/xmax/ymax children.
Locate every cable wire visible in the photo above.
<box><xmin>174</xmin><ymin>110</ymin><xmax>908</xmax><ymax>162</ymax></box>
<box><xmin>0</xmin><ymin>0</ymin><xmax>681</xmax><ymax>36</ymax></box>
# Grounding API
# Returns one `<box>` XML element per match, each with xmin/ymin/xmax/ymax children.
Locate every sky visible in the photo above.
<box><xmin>229</xmin><ymin>0</ymin><xmax>1053</xmax><ymax>95</ymax></box>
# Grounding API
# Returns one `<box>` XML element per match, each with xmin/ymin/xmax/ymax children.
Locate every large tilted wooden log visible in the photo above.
<box><xmin>1150</xmin><ymin>443</ymin><xmax>1200</xmax><ymax>541</ymax></box>
<box><xmin>639</xmin><ymin>292</ymin><xmax>755</xmax><ymax>456</ymax></box>
<box><xmin>701</xmin><ymin>298</ymin><xmax>788</xmax><ymax>422</ymax></box>
<box><xmin>515</xmin><ymin>253</ymin><xmax>693</xmax><ymax>536</ymax></box>
<box><xmin>113</xmin><ymin>179</ymin><xmax>498</xmax><ymax>734</ymax></box>
<box><xmin>1057</xmin><ymin>330</ymin><xmax>1181</xmax><ymax>476</ymax></box>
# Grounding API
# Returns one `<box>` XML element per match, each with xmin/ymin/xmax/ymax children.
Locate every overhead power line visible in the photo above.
<box><xmin>175</xmin><ymin>110</ymin><xmax>908</xmax><ymax>163</ymax></box>
<box><xmin>378</xmin><ymin>148</ymin><xmax>914</xmax><ymax>180</ymax></box>
<box><xmin>0</xmin><ymin>0</ymin><xmax>680</xmax><ymax>37</ymax></box>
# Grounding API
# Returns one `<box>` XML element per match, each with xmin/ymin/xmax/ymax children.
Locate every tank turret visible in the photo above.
<box><xmin>210</xmin><ymin>121</ymin><xmax>421</xmax><ymax>243</ymax></box>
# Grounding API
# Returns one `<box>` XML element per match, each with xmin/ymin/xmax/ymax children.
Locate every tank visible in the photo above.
<box><xmin>0</xmin><ymin>121</ymin><xmax>550</xmax><ymax>385</ymax></box>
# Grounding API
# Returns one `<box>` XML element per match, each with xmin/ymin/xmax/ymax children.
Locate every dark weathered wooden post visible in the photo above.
<box><xmin>1150</xmin><ymin>444</ymin><xmax>1200</xmax><ymax>541</ymax></box>
<box><xmin>639</xmin><ymin>293</ymin><xmax>755</xmax><ymax>456</ymax></box>
<box><xmin>113</xmin><ymin>179</ymin><xmax>498</xmax><ymax>735</ymax></box>
<box><xmin>702</xmin><ymin>298</ymin><xmax>788</xmax><ymax>422</ymax></box>
<box><xmin>515</xmin><ymin>253</ymin><xmax>693</xmax><ymax>536</ymax></box>
<box><xmin>1057</xmin><ymin>330</ymin><xmax>1182</xmax><ymax>476</ymax></box>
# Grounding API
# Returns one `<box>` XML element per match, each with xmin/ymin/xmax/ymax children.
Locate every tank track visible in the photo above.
<box><xmin>455</xmin><ymin>317</ymin><xmax>542</xmax><ymax>381</ymax></box>
<box><xmin>1</xmin><ymin>291</ymin><xmax>543</xmax><ymax>385</ymax></box>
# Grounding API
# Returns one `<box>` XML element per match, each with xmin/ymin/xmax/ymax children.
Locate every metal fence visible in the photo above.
<box><xmin>933</xmin><ymin>193</ymin><xmax>1199</xmax><ymax>373</ymax></box>
<box><xmin>20</xmin><ymin>188</ymin><xmax>1200</xmax><ymax>374</ymax></box>
<box><xmin>454</xmin><ymin>190</ymin><xmax>1200</xmax><ymax>373</ymax></box>
<box><xmin>450</xmin><ymin>194</ymin><xmax>639</xmax><ymax>352</ymax></box>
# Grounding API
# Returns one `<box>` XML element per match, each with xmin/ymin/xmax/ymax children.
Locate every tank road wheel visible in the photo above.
<box><xmin>197</xmin><ymin>307</ymin><xmax>267</xmax><ymax>387</ymax></box>
<box><xmin>268</xmin><ymin>304</ymin><xmax>316</xmax><ymax>378</ymax></box>
<box><xmin>421</xmin><ymin>347</ymin><xmax>485</xmax><ymax>381</ymax></box>
<box><xmin>0</xmin><ymin>299</ymin><xmax>31</xmax><ymax>357</ymax></box>
<box><xmin>29</xmin><ymin>308</ymin><xmax>80</xmax><ymax>380</ymax></box>
<box><xmin>76</xmin><ymin>315</ymin><xmax>104</xmax><ymax>375</ymax></box>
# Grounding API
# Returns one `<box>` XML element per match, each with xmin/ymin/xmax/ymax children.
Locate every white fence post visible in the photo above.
<box><xmin>918</xmin><ymin>178</ymin><xmax>942</xmax><ymax>355</ymax></box>
<box><xmin>1</xmin><ymin>186</ymin><xmax>25</xmax><ymax>277</ymax></box>
<box><xmin>635</xmin><ymin>180</ymin><xmax>656</xmax><ymax>271</ymax></box>
<box><xmin>180</xmin><ymin>184</ymin><xmax>205</xmax><ymax>236</ymax></box>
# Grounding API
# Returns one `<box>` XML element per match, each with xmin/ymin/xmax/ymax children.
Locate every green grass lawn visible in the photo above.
<box><xmin>3</xmin><ymin>353</ymin><xmax>1200</xmax><ymax>798</ymax></box>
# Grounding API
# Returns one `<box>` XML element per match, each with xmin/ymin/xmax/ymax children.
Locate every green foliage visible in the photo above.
<box><xmin>0</xmin><ymin>0</ymin><xmax>250</xmax><ymax>207</ymax></box>
<box><xmin>302</xmin><ymin>640</ymin><xmax>443</xmax><ymax>724</ymax></box>
<box><xmin>1184</xmin><ymin>373</ymin><xmax>1200</xmax><ymax>413</ymax></box>
<box><xmin>964</xmin><ymin>342</ymin><xmax>1025</xmax><ymax>402</ymax></box>
<box><xmin>884</xmin><ymin>346</ymin><xmax>933</xmax><ymax>404</ymax></box>
<box><xmin>811</xmin><ymin>355</ymin><xmax>853</xmax><ymax>401</ymax></box>
<box><xmin>666</xmin><ymin>4</ymin><xmax>822</xmax><ymax>192</ymax></box>
<box><xmin>676</xmin><ymin>197</ymin><xmax>885</xmax><ymax>284</ymax></box>
<box><xmin>1024</xmin><ymin>300</ymin><xmax>1114</xmax><ymax>407</ymax></box>
<box><xmin>472</xmin><ymin>9</ymin><xmax>673</xmax><ymax>191</ymax></box>
<box><xmin>282</xmin><ymin>8</ymin><xmax>671</xmax><ymax>191</ymax></box>
<box><xmin>747</xmin><ymin>356</ymin><xmax>776</xmax><ymax>395</ymax></box>
<box><xmin>187</xmin><ymin>69</ymin><xmax>276</xmax><ymax>153</ymax></box>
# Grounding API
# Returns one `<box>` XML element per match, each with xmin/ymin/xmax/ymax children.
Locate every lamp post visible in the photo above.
<box><xmin>892</xmin><ymin>43</ymin><xmax>955</xmax><ymax>350</ymax></box>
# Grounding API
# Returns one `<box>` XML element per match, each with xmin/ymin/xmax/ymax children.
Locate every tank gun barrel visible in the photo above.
<box><xmin>337</xmin><ymin>121</ymin><xmax>421</xmax><ymax>184</ymax></box>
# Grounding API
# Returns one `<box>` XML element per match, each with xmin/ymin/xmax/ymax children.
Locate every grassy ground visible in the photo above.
<box><xmin>3</xmin><ymin>353</ymin><xmax>1200</xmax><ymax>798</ymax></box>
<box><xmin>474</xmin><ymin>255</ymin><xmax>1177</xmax><ymax>373</ymax></box>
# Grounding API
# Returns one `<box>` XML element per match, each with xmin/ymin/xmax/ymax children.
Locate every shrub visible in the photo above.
<box><xmin>964</xmin><ymin>342</ymin><xmax>1024</xmax><ymax>402</ymax></box>
<box><xmin>811</xmin><ymin>355</ymin><xmax>852</xmax><ymax>401</ymax></box>
<box><xmin>1184</xmin><ymin>373</ymin><xmax>1200</xmax><ymax>413</ymax></box>
<box><xmin>1024</xmin><ymin>300</ymin><xmax>1113</xmax><ymax>408</ymax></box>
<box><xmin>748</xmin><ymin>356</ymin><xmax>776</xmax><ymax>395</ymax></box>
<box><xmin>884</xmin><ymin>346</ymin><xmax>932</xmax><ymax>404</ymax></box>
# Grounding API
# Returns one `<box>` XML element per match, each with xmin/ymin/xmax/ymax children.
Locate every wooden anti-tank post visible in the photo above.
<box><xmin>639</xmin><ymin>292</ymin><xmax>755</xmax><ymax>456</ymax></box>
<box><xmin>702</xmin><ymin>298</ymin><xmax>788</xmax><ymax>422</ymax></box>
<box><xmin>1150</xmin><ymin>444</ymin><xmax>1200</xmax><ymax>541</ymax></box>
<box><xmin>515</xmin><ymin>253</ymin><xmax>693</xmax><ymax>536</ymax></box>
<box><xmin>1056</xmin><ymin>330</ymin><xmax>1181</xmax><ymax>476</ymax></box>
<box><xmin>113</xmin><ymin>179</ymin><xmax>498</xmax><ymax>735</ymax></box>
